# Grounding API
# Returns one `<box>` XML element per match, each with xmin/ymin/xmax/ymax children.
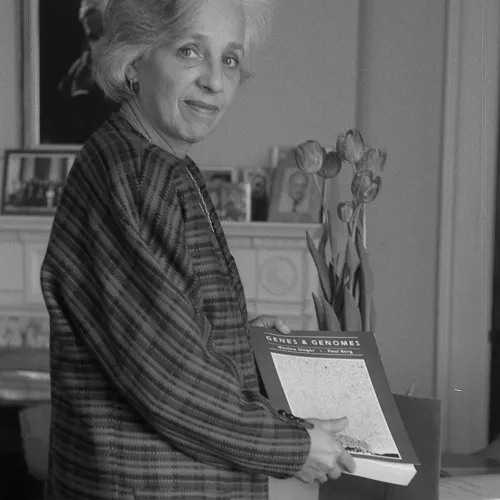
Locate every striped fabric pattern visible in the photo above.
<box><xmin>40</xmin><ymin>113</ymin><xmax>310</xmax><ymax>500</ymax></box>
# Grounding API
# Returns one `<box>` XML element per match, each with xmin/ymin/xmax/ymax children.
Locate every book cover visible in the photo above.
<box><xmin>249</xmin><ymin>327</ymin><xmax>419</xmax><ymax>486</ymax></box>
<box><xmin>320</xmin><ymin>395</ymin><xmax>441</xmax><ymax>499</ymax></box>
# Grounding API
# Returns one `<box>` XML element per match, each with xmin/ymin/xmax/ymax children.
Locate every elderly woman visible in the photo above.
<box><xmin>40</xmin><ymin>0</ymin><xmax>355</xmax><ymax>498</ymax></box>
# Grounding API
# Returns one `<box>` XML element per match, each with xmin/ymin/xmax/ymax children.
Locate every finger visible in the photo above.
<box><xmin>295</xmin><ymin>472</ymin><xmax>313</xmax><ymax>484</ymax></box>
<box><xmin>321</xmin><ymin>416</ymin><xmax>349</xmax><ymax>433</ymax></box>
<box><xmin>327</xmin><ymin>466</ymin><xmax>342</xmax><ymax>480</ymax></box>
<box><xmin>274</xmin><ymin>318</ymin><xmax>291</xmax><ymax>334</ymax></box>
<box><xmin>316</xmin><ymin>473</ymin><xmax>329</xmax><ymax>484</ymax></box>
<box><xmin>303</xmin><ymin>419</ymin><xmax>315</xmax><ymax>430</ymax></box>
<box><xmin>338</xmin><ymin>449</ymin><xmax>356</xmax><ymax>474</ymax></box>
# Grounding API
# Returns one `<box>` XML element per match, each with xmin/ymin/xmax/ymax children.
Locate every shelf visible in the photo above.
<box><xmin>0</xmin><ymin>216</ymin><xmax>54</xmax><ymax>232</ymax></box>
<box><xmin>0</xmin><ymin>216</ymin><xmax>322</xmax><ymax>239</ymax></box>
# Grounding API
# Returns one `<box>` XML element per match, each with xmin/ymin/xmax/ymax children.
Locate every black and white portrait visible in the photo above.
<box><xmin>1</xmin><ymin>150</ymin><xmax>75</xmax><ymax>215</ymax></box>
<box><xmin>25</xmin><ymin>0</ymin><xmax>119</xmax><ymax>146</ymax></box>
<box><xmin>268</xmin><ymin>147</ymin><xmax>323</xmax><ymax>223</ymax></box>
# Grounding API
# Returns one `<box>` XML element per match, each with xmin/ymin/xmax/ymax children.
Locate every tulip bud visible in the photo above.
<box><xmin>351</xmin><ymin>170</ymin><xmax>382</xmax><ymax>203</ymax></box>
<box><xmin>336</xmin><ymin>129</ymin><xmax>365</xmax><ymax>164</ymax></box>
<box><xmin>337</xmin><ymin>201</ymin><xmax>355</xmax><ymax>223</ymax></box>
<box><xmin>294</xmin><ymin>140</ymin><xmax>325</xmax><ymax>174</ymax></box>
<box><xmin>355</xmin><ymin>146</ymin><xmax>388</xmax><ymax>173</ymax></box>
<box><xmin>317</xmin><ymin>150</ymin><xmax>342</xmax><ymax>179</ymax></box>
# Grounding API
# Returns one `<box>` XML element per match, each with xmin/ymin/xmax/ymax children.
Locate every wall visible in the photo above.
<box><xmin>0</xmin><ymin>0</ymin><xmax>22</xmax><ymax>153</ymax></box>
<box><xmin>0</xmin><ymin>1</ymin><xmax>448</xmax><ymax>400</ymax></box>
<box><xmin>190</xmin><ymin>0</ymin><xmax>360</xmax><ymax>167</ymax></box>
<box><xmin>355</xmin><ymin>0</ymin><xmax>447</xmax><ymax>396</ymax></box>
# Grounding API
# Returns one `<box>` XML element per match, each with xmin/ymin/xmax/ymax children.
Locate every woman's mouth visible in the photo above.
<box><xmin>183</xmin><ymin>100</ymin><xmax>220</xmax><ymax>115</ymax></box>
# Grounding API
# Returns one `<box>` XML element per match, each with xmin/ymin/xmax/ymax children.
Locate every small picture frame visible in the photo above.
<box><xmin>206</xmin><ymin>182</ymin><xmax>251</xmax><ymax>222</ymax></box>
<box><xmin>199</xmin><ymin>166</ymin><xmax>237</xmax><ymax>185</ymax></box>
<box><xmin>267</xmin><ymin>147</ymin><xmax>324</xmax><ymax>223</ymax></box>
<box><xmin>1</xmin><ymin>149</ymin><xmax>77</xmax><ymax>216</ymax></box>
<box><xmin>242</xmin><ymin>166</ymin><xmax>276</xmax><ymax>222</ymax></box>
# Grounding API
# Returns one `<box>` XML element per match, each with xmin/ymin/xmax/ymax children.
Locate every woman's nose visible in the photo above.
<box><xmin>198</xmin><ymin>59</ymin><xmax>223</xmax><ymax>93</ymax></box>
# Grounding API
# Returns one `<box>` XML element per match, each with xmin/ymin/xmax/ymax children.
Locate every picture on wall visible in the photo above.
<box><xmin>23</xmin><ymin>0</ymin><xmax>119</xmax><ymax>147</ymax></box>
<box><xmin>1</xmin><ymin>149</ymin><xmax>76</xmax><ymax>215</ymax></box>
<box><xmin>267</xmin><ymin>147</ymin><xmax>324</xmax><ymax>223</ymax></box>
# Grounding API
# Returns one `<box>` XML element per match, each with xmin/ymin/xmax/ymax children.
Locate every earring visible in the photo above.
<box><xmin>127</xmin><ymin>78</ymin><xmax>139</xmax><ymax>94</ymax></box>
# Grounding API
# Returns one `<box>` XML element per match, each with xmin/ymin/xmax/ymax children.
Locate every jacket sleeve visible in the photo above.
<box><xmin>42</xmin><ymin>149</ymin><xmax>310</xmax><ymax>479</ymax></box>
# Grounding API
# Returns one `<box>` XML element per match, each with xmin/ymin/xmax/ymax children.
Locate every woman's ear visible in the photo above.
<box><xmin>125</xmin><ymin>62</ymin><xmax>137</xmax><ymax>82</ymax></box>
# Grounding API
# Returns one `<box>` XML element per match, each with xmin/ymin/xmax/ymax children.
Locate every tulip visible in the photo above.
<box><xmin>317</xmin><ymin>150</ymin><xmax>342</xmax><ymax>179</ymax></box>
<box><xmin>355</xmin><ymin>146</ymin><xmax>388</xmax><ymax>174</ymax></box>
<box><xmin>337</xmin><ymin>201</ymin><xmax>355</xmax><ymax>224</ymax></box>
<box><xmin>294</xmin><ymin>140</ymin><xmax>326</xmax><ymax>174</ymax></box>
<box><xmin>351</xmin><ymin>170</ymin><xmax>381</xmax><ymax>203</ymax></box>
<box><xmin>336</xmin><ymin>129</ymin><xmax>365</xmax><ymax>164</ymax></box>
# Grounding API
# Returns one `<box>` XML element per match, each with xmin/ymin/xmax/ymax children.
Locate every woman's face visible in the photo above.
<box><xmin>134</xmin><ymin>0</ymin><xmax>245</xmax><ymax>152</ymax></box>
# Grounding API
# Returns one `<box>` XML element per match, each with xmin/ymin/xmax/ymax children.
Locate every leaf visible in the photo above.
<box><xmin>353</xmin><ymin>265</ymin><xmax>361</xmax><ymax>303</ymax></box>
<box><xmin>312</xmin><ymin>293</ymin><xmax>326</xmax><ymax>330</ymax></box>
<box><xmin>343</xmin><ymin>286</ymin><xmax>362</xmax><ymax>331</ymax></box>
<box><xmin>306</xmin><ymin>231</ymin><xmax>332</xmax><ymax>303</ymax></box>
<box><xmin>333</xmin><ymin>286</ymin><xmax>344</xmax><ymax>324</ymax></box>
<box><xmin>318</xmin><ymin>222</ymin><xmax>329</xmax><ymax>259</ymax></box>
<box><xmin>328</xmin><ymin>262</ymin><xmax>336</xmax><ymax>297</ymax></box>
<box><xmin>345</xmin><ymin>235</ymin><xmax>360</xmax><ymax>289</ymax></box>
<box><xmin>335</xmin><ymin>260</ymin><xmax>347</xmax><ymax>307</ymax></box>
<box><xmin>334</xmin><ymin>251</ymin><xmax>342</xmax><ymax>278</ymax></box>
<box><xmin>327</xmin><ymin>209</ymin><xmax>339</xmax><ymax>264</ymax></box>
<box><xmin>355</xmin><ymin>229</ymin><xmax>375</xmax><ymax>331</ymax></box>
<box><xmin>321</xmin><ymin>296</ymin><xmax>342</xmax><ymax>331</ymax></box>
<box><xmin>370</xmin><ymin>296</ymin><xmax>377</xmax><ymax>332</ymax></box>
<box><xmin>340</xmin><ymin>260</ymin><xmax>351</xmax><ymax>291</ymax></box>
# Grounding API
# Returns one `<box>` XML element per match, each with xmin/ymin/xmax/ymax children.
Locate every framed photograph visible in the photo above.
<box><xmin>23</xmin><ymin>0</ymin><xmax>119</xmax><ymax>147</ymax></box>
<box><xmin>199</xmin><ymin>166</ymin><xmax>238</xmax><ymax>185</ymax></box>
<box><xmin>1</xmin><ymin>149</ymin><xmax>76</xmax><ymax>215</ymax></box>
<box><xmin>268</xmin><ymin>147</ymin><xmax>324</xmax><ymax>223</ymax></box>
<box><xmin>242</xmin><ymin>167</ymin><xmax>276</xmax><ymax>222</ymax></box>
<box><xmin>206</xmin><ymin>182</ymin><xmax>251</xmax><ymax>223</ymax></box>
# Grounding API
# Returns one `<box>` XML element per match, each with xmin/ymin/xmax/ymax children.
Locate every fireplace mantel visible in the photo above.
<box><xmin>0</xmin><ymin>216</ymin><xmax>322</xmax><ymax>344</ymax></box>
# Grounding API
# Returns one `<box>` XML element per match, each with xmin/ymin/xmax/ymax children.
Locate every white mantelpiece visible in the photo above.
<box><xmin>0</xmin><ymin>216</ymin><xmax>321</xmax><ymax>344</ymax></box>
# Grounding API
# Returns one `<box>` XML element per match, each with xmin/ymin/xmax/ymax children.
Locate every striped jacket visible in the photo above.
<box><xmin>40</xmin><ymin>113</ymin><xmax>310</xmax><ymax>500</ymax></box>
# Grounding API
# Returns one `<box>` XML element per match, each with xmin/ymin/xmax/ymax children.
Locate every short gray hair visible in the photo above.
<box><xmin>93</xmin><ymin>0</ymin><xmax>273</xmax><ymax>102</ymax></box>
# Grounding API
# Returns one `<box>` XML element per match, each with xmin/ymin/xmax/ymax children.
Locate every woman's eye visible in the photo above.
<box><xmin>223</xmin><ymin>55</ymin><xmax>240</xmax><ymax>69</ymax></box>
<box><xmin>178</xmin><ymin>46</ymin><xmax>198</xmax><ymax>59</ymax></box>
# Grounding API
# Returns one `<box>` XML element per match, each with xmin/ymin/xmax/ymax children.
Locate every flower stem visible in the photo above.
<box><xmin>361</xmin><ymin>204</ymin><xmax>367</xmax><ymax>249</ymax></box>
<box><xmin>349</xmin><ymin>203</ymin><xmax>361</xmax><ymax>241</ymax></box>
<box><xmin>323</xmin><ymin>178</ymin><xmax>329</xmax><ymax>224</ymax></box>
<box><xmin>313</xmin><ymin>174</ymin><xmax>328</xmax><ymax>224</ymax></box>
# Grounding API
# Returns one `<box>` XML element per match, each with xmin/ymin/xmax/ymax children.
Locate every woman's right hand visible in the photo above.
<box><xmin>294</xmin><ymin>417</ymin><xmax>356</xmax><ymax>484</ymax></box>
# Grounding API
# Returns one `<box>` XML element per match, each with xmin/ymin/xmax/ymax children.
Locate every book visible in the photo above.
<box><xmin>319</xmin><ymin>395</ymin><xmax>442</xmax><ymax>499</ymax></box>
<box><xmin>439</xmin><ymin>474</ymin><xmax>500</xmax><ymax>500</ymax></box>
<box><xmin>249</xmin><ymin>327</ymin><xmax>419</xmax><ymax>486</ymax></box>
